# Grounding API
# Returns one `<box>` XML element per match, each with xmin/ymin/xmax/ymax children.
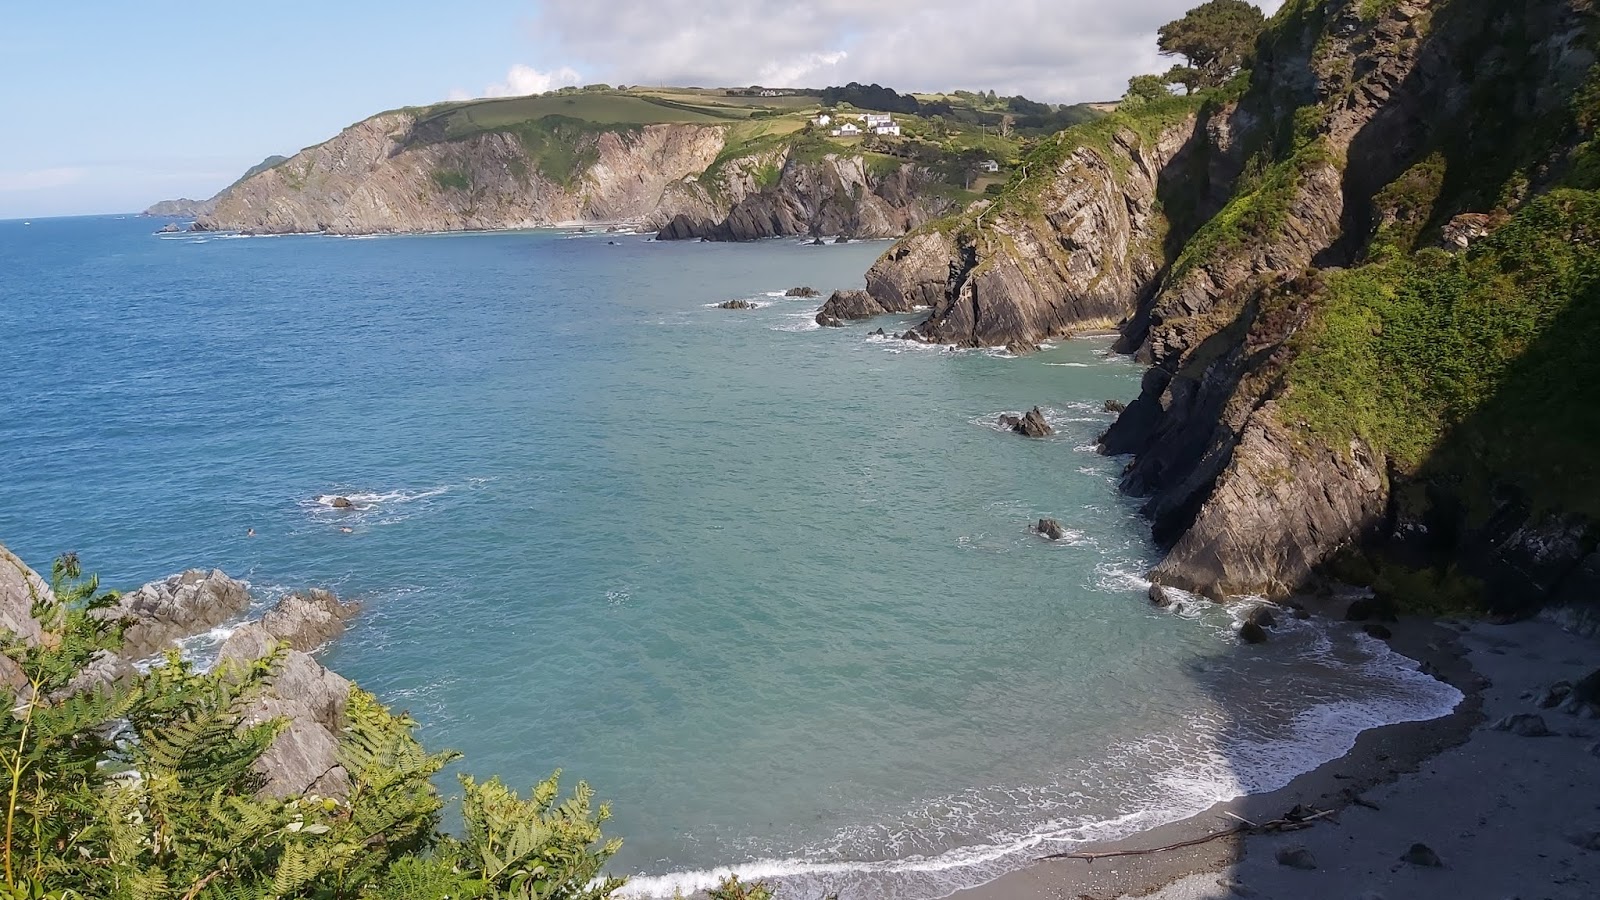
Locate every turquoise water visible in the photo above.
<box><xmin>0</xmin><ymin>217</ymin><xmax>1459</xmax><ymax>898</ymax></box>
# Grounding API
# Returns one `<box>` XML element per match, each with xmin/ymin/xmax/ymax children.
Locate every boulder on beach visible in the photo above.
<box><xmin>1491</xmin><ymin>713</ymin><xmax>1552</xmax><ymax>737</ymax></box>
<box><xmin>1035</xmin><ymin>518</ymin><xmax>1066</xmax><ymax>541</ymax></box>
<box><xmin>1400</xmin><ymin>842</ymin><xmax>1444</xmax><ymax>867</ymax></box>
<box><xmin>1275</xmin><ymin>845</ymin><xmax>1317</xmax><ymax>870</ymax></box>
<box><xmin>998</xmin><ymin>407</ymin><xmax>1053</xmax><ymax>438</ymax></box>
<box><xmin>785</xmin><ymin>286</ymin><xmax>820</xmax><ymax>298</ymax></box>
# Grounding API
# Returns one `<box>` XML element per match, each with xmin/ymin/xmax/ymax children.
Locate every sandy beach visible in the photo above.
<box><xmin>958</xmin><ymin>615</ymin><xmax>1600</xmax><ymax>900</ymax></box>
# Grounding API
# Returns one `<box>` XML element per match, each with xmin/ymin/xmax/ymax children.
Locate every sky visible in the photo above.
<box><xmin>0</xmin><ymin>0</ymin><xmax>1283</xmax><ymax>218</ymax></box>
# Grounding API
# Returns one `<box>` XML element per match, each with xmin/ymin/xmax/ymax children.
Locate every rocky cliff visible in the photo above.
<box><xmin>145</xmin><ymin>154</ymin><xmax>288</xmax><ymax>219</ymax></box>
<box><xmin>857</xmin><ymin>100</ymin><xmax>1231</xmax><ymax>349</ymax></box>
<box><xmin>195</xmin><ymin>113</ymin><xmax>948</xmax><ymax>237</ymax></box>
<box><xmin>870</xmin><ymin>0</ymin><xmax>1600</xmax><ymax>616</ymax></box>
<box><xmin>653</xmin><ymin>142</ymin><xmax>953</xmax><ymax>241</ymax></box>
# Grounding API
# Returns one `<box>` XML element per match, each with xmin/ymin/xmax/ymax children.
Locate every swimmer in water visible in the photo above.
<box><xmin>340</xmin><ymin>527</ymin><xmax>354</xmax><ymax>534</ymax></box>
<box><xmin>247</xmin><ymin>528</ymin><xmax>255</xmax><ymax>537</ymax></box>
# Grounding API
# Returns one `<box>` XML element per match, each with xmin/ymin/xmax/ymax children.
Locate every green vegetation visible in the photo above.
<box><xmin>430</xmin><ymin>168</ymin><xmax>471</xmax><ymax>192</ymax></box>
<box><xmin>1157</xmin><ymin>0</ymin><xmax>1268</xmax><ymax>90</ymax></box>
<box><xmin>1282</xmin><ymin>189</ymin><xmax>1600</xmax><ymax>516</ymax></box>
<box><xmin>0</xmin><ymin>554</ymin><xmax>623</xmax><ymax>900</ymax></box>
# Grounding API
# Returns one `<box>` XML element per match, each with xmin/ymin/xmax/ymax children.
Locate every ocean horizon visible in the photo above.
<box><xmin>0</xmin><ymin>215</ymin><xmax>1460</xmax><ymax>898</ymax></box>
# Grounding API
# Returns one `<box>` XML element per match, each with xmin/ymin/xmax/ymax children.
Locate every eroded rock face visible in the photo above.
<box><xmin>1097</xmin><ymin>0</ymin><xmax>1597</xmax><ymax>599</ymax></box>
<box><xmin>0</xmin><ymin>546</ymin><xmax>50</xmax><ymax>688</ymax></box>
<box><xmin>220</xmin><ymin>629</ymin><xmax>353</xmax><ymax>798</ymax></box>
<box><xmin>814</xmin><ymin>289</ymin><xmax>909</xmax><ymax>325</ymax></box>
<box><xmin>200</xmin><ymin>115</ymin><xmax>728</xmax><ymax>235</ymax></box>
<box><xmin>860</xmin><ymin>110</ymin><xmax>1214</xmax><ymax>349</ymax></box>
<box><xmin>655</xmin><ymin>151</ymin><xmax>952</xmax><ymax>242</ymax></box>
<box><xmin>216</xmin><ymin>588</ymin><xmax>361</xmax><ymax>799</ymax></box>
<box><xmin>999</xmin><ymin>408</ymin><xmax>1053</xmax><ymax>438</ymax></box>
<box><xmin>102</xmin><ymin>569</ymin><xmax>253</xmax><ymax>661</ymax></box>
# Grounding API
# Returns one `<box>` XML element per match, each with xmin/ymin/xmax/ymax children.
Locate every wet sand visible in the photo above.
<box><xmin>957</xmin><ymin>616</ymin><xmax>1600</xmax><ymax>900</ymax></box>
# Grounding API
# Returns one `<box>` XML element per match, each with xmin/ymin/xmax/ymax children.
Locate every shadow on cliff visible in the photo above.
<box><xmin>1351</xmin><ymin>272</ymin><xmax>1600</xmax><ymax>625</ymax></box>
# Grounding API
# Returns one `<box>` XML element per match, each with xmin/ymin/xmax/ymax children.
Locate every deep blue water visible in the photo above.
<box><xmin>0</xmin><ymin>216</ymin><xmax>1459</xmax><ymax>898</ymax></box>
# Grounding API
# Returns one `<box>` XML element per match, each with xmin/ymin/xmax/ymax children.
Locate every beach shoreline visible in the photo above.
<box><xmin>954</xmin><ymin>613</ymin><xmax>1600</xmax><ymax>900</ymax></box>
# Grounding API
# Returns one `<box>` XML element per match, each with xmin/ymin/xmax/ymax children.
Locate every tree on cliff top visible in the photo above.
<box><xmin>1158</xmin><ymin>0</ymin><xmax>1267</xmax><ymax>89</ymax></box>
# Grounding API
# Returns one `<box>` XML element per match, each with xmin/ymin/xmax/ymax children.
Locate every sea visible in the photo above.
<box><xmin>0</xmin><ymin>216</ymin><xmax>1461</xmax><ymax>899</ymax></box>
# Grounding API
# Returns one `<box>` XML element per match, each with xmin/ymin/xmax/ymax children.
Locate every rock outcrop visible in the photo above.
<box><xmin>1103</xmin><ymin>0</ymin><xmax>1599</xmax><ymax>601</ymax></box>
<box><xmin>653</xmin><ymin>149</ymin><xmax>952</xmax><ymax>242</ymax></box>
<box><xmin>813</xmin><ymin>289</ymin><xmax>911</xmax><ymax>326</ymax></box>
<box><xmin>220</xmin><ymin>628</ymin><xmax>353</xmax><ymax>798</ymax></box>
<box><xmin>215</xmin><ymin>589</ymin><xmax>361</xmax><ymax>798</ymax></box>
<box><xmin>196</xmin><ymin>113</ymin><xmax>951</xmax><ymax>239</ymax></box>
<box><xmin>855</xmin><ymin>99</ymin><xmax>1228</xmax><ymax>348</ymax></box>
<box><xmin>999</xmin><ymin>408</ymin><xmax>1053</xmax><ymax>438</ymax></box>
<box><xmin>199</xmin><ymin>115</ymin><xmax>727</xmax><ymax>235</ymax></box>
<box><xmin>0</xmin><ymin>547</ymin><xmax>51</xmax><ymax>688</ymax></box>
<box><xmin>866</xmin><ymin>0</ymin><xmax>1598</xmax><ymax>607</ymax></box>
<box><xmin>101</xmin><ymin>569</ymin><xmax>253</xmax><ymax>660</ymax></box>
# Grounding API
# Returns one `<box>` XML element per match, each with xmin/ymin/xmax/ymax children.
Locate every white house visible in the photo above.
<box><xmin>862</xmin><ymin>113</ymin><xmax>894</xmax><ymax>128</ymax></box>
<box><xmin>978</xmin><ymin>159</ymin><xmax>1001</xmax><ymax>173</ymax></box>
<box><xmin>831</xmin><ymin>122</ymin><xmax>862</xmax><ymax>137</ymax></box>
<box><xmin>813</xmin><ymin>113</ymin><xmax>833</xmax><ymax>127</ymax></box>
<box><xmin>871</xmin><ymin>123</ymin><xmax>902</xmax><ymax>136</ymax></box>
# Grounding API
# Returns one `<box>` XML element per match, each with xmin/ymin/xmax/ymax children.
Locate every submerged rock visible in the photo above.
<box><xmin>1363</xmin><ymin>622</ymin><xmax>1394</xmax><ymax>640</ymax></box>
<box><xmin>1104</xmin><ymin>399</ymin><xmax>1127</xmax><ymax>413</ymax></box>
<box><xmin>1244</xmin><ymin>605</ymin><xmax>1277</xmax><ymax>629</ymax></box>
<box><xmin>786</xmin><ymin>286</ymin><xmax>820</xmax><ymax>298</ymax></box>
<box><xmin>1035</xmin><ymin>519</ymin><xmax>1067</xmax><ymax>541</ymax></box>
<box><xmin>1149</xmin><ymin>584</ymin><xmax>1178</xmax><ymax>608</ymax></box>
<box><xmin>1239</xmin><ymin>621</ymin><xmax>1269</xmax><ymax>644</ymax></box>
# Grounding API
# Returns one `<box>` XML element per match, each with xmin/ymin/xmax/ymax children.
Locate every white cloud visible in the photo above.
<box><xmin>517</xmin><ymin>0</ymin><xmax>1286</xmax><ymax>102</ymax></box>
<box><xmin>0</xmin><ymin>167</ymin><xmax>85</xmax><ymax>192</ymax></box>
<box><xmin>451</xmin><ymin>64</ymin><xmax>586</xmax><ymax>101</ymax></box>
<box><xmin>759</xmin><ymin>50</ymin><xmax>849</xmax><ymax>88</ymax></box>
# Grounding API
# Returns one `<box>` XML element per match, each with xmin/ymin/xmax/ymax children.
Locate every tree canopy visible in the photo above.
<box><xmin>1157</xmin><ymin>0</ymin><xmax>1267</xmax><ymax>89</ymax></box>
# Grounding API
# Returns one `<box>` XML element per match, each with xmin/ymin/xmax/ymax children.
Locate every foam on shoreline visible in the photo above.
<box><xmin>618</xmin><ymin>617</ymin><xmax>1463</xmax><ymax>900</ymax></box>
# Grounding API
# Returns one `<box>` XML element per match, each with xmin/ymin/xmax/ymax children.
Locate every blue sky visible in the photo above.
<box><xmin>0</xmin><ymin>1</ymin><xmax>1281</xmax><ymax>218</ymax></box>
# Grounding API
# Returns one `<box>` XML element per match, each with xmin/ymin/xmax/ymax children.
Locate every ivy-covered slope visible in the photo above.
<box><xmin>1101</xmin><ymin>0</ymin><xmax>1600</xmax><ymax>617</ymax></box>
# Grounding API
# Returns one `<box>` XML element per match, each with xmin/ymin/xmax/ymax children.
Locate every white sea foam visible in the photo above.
<box><xmin>619</xmin><ymin>617</ymin><xmax>1462</xmax><ymax>900</ymax></box>
<box><xmin>1043</xmin><ymin>362</ymin><xmax>1092</xmax><ymax>368</ymax></box>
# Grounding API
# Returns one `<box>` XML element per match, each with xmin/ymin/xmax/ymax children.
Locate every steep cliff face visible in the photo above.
<box><xmin>652</xmin><ymin>147</ymin><xmax>953</xmax><ymax>241</ymax></box>
<box><xmin>858</xmin><ymin>103</ymin><xmax>1222</xmax><ymax>349</ymax></box>
<box><xmin>1104</xmin><ymin>0</ymin><xmax>1600</xmax><ymax>606</ymax></box>
<box><xmin>199</xmin><ymin>114</ymin><xmax>728</xmax><ymax>234</ymax></box>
